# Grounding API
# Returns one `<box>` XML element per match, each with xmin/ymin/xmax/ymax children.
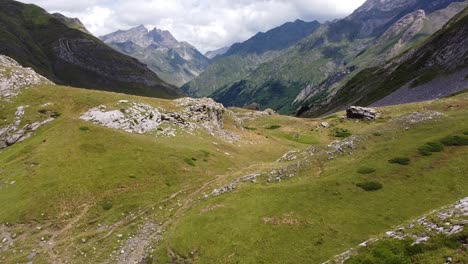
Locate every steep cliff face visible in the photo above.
<box><xmin>101</xmin><ymin>25</ymin><xmax>210</xmax><ymax>87</ymax></box>
<box><xmin>0</xmin><ymin>0</ymin><xmax>182</xmax><ymax>99</ymax></box>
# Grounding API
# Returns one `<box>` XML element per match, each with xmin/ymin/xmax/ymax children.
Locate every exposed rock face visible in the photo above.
<box><xmin>100</xmin><ymin>25</ymin><xmax>210</xmax><ymax>87</ymax></box>
<box><xmin>80</xmin><ymin>98</ymin><xmax>236</xmax><ymax>141</ymax></box>
<box><xmin>346</xmin><ymin>106</ymin><xmax>380</xmax><ymax>120</ymax></box>
<box><xmin>204</xmin><ymin>46</ymin><xmax>230</xmax><ymax>60</ymax></box>
<box><xmin>52</xmin><ymin>13</ymin><xmax>91</xmax><ymax>35</ymax></box>
<box><xmin>80</xmin><ymin>102</ymin><xmax>162</xmax><ymax>134</ymax></box>
<box><xmin>0</xmin><ymin>55</ymin><xmax>52</xmax><ymax>99</ymax></box>
<box><xmin>0</xmin><ymin>106</ymin><xmax>55</xmax><ymax>149</ymax></box>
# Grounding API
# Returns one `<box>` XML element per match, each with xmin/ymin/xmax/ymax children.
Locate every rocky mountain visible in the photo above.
<box><xmin>52</xmin><ymin>13</ymin><xmax>91</xmax><ymax>35</ymax></box>
<box><xmin>0</xmin><ymin>0</ymin><xmax>182</xmax><ymax>99</ymax></box>
<box><xmin>100</xmin><ymin>26</ymin><xmax>211</xmax><ymax>87</ymax></box>
<box><xmin>181</xmin><ymin>19</ymin><xmax>321</xmax><ymax>97</ymax></box>
<box><xmin>297</xmin><ymin>6</ymin><xmax>468</xmax><ymax>117</ymax></box>
<box><xmin>205</xmin><ymin>46</ymin><xmax>230</xmax><ymax>60</ymax></box>
<box><xmin>210</xmin><ymin>0</ymin><xmax>467</xmax><ymax>114</ymax></box>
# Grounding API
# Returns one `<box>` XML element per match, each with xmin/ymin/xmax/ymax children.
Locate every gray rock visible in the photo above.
<box><xmin>346</xmin><ymin>106</ymin><xmax>379</xmax><ymax>120</ymax></box>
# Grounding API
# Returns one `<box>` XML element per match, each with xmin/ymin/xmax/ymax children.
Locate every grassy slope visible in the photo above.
<box><xmin>0</xmin><ymin>83</ymin><xmax>320</xmax><ymax>263</ymax></box>
<box><xmin>0</xmin><ymin>82</ymin><xmax>466</xmax><ymax>263</ymax></box>
<box><xmin>160</xmin><ymin>95</ymin><xmax>468</xmax><ymax>263</ymax></box>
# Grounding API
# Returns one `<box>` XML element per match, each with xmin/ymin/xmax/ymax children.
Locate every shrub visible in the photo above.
<box><xmin>243</xmin><ymin>126</ymin><xmax>257</xmax><ymax>131</ymax></box>
<box><xmin>389</xmin><ymin>157</ymin><xmax>410</xmax><ymax>165</ymax></box>
<box><xmin>356</xmin><ymin>181</ymin><xmax>383</xmax><ymax>191</ymax></box>
<box><xmin>440</xmin><ymin>136</ymin><xmax>468</xmax><ymax>146</ymax></box>
<box><xmin>79</xmin><ymin>126</ymin><xmax>90</xmax><ymax>131</ymax></box>
<box><xmin>357</xmin><ymin>167</ymin><xmax>376</xmax><ymax>174</ymax></box>
<box><xmin>101</xmin><ymin>200</ymin><xmax>113</xmax><ymax>210</ymax></box>
<box><xmin>333</xmin><ymin>128</ymin><xmax>352</xmax><ymax>138</ymax></box>
<box><xmin>373</xmin><ymin>132</ymin><xmax>382</xmax><ymax>137</ymax></box>
<box><xmin>184</xmin><ymin>158</ymin><xmax>196</xmax><ymax>167</ymax></box>
<box><xmin>266</xmin><ymin>125</ymin><xmax>281</xmax><ymax>130</ymax></box>
<box><xmin>418</xmin><ymin>142</ymin><xmax>444</xmax><ymax>156</ymax></box>
<box><xmin>464</xmin><ymin>130</ymin><xmax>468</xmax><ymax>135</ymax></box>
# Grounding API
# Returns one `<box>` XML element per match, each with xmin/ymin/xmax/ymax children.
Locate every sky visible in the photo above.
<box><xmin>19</xmin><ymin>0</ymin><xmax>367</xmax><ymax>53</ymax></box>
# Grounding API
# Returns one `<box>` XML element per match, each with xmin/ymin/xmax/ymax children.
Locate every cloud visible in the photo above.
<box><xmin>18</xmin><ymin>0</ymin><xmax>366</xmax><ymax>53</ymax></box>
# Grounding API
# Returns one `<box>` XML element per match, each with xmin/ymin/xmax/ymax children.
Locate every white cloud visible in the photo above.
<box><xmin>19</xmin><ymin>0</ymin><xmax>366</xmax><ymax>53</ymax></box>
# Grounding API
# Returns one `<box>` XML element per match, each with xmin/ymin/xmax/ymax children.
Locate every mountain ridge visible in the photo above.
<box><xmin>101</xmin><ymin>25</ymin><xmax>210</xmax><ymax>87</ymax></box>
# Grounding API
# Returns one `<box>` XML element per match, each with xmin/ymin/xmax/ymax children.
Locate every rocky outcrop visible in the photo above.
<box><xmin>325</xmin><ymin>197</ymin><xmax>468</xmax><ymax>264</ymax></box>
<box><xmin>0</xmin><ymin>55</ymin><xmax>52</xmax><ymax>99</ymax></box>
<box><xmin>0</xmin><ymin>106</ymin><xmax>55</xmax><ymax>149</ymax></box>
<box><xmin>80</xmin><ymin>98</ymin><xmax>238</xmax><ymax>141</ymax></box>
<box><xmin>346</xmin><ymin>106</ymin><xmax>380</xmax><ymax>120</ymax></box>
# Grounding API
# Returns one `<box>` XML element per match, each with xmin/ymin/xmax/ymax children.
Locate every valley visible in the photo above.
<box><xmin>0</xmin><ymin>0</ymin><xmax>467</xmax><ymax>263</ymax></box>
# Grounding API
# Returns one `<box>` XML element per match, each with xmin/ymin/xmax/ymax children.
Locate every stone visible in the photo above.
<box><xmin>346</xmin><ymin>106</ymin><xmax>379</xmax><ymax>120</ymax></box>
<box><xmin>244</xmin><ymin>102</ymin><xmax>260</xmax><ymax>111</ymax></box>
<box><xmin>321</xmin><ymin>122</ymin><xmax>330</xmax><ymax>128</ymax></box>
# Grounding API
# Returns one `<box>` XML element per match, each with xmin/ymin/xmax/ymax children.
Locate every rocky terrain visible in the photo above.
<box><xmin>80</xmin><ymin>97</ymin><xmax>239</xmax><ymax>141</ymax></box>
<box><xmin>326</xmin><ymin>197</ymin><xmax>468</xmax><ymax>263</ymax></box>
<box><xmin>101</xmin><ymin>25</ymin><xmax>210</xmax><ymax>87</ymax></box>
<box><xmin>0</xmin><ymin>55</ymin><xmax>52</xmax><ymax>99</ymax></box>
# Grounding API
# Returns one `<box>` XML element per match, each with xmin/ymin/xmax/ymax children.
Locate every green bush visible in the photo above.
<box><xmin>357</xmin><ymin>167</ymin><xmax>376</xmax><ymax>174</ymax></box>
<box><xmin>79</xmin><ymin>126</ymin><xmax>90</xmax><ymax>131</ymax></box>
<box><xmin>440</xmin><ymin>136</ymin><xmax>468</xmax><ymax>146</ymax></box>
<box><xmin>101</xmin><ymin>200</ymin><xmax>113</xmax><ymax>210</ymax></box>
<box><xmin>373</xmin><ymin>132</ymin><xmax>382</xmax><ymax>137</ymax></box>
<box><xmin>333</xmin><ymin>128</ymin><xmax>352</xmax><ymax>138</ymax></box>
<box><xmin>266</xmin><ymin>125</ymin><xmax>281</xmax><ymax>130</ymax></box>
<box><xmin>356</xmin><ymin>181</ymin><xmax>383</xmax><ymax>191</ymax></box>
<box><xmin>184</xmin><ymin>158</ymin><xmax>196</xmax><ymax>167</ymax></box>
<box><xmin>389</xmin><ymin>157</ymin><xmax>410</xmax><ymax>165</ymax></box>
<box><xmin>418</xmin><ymin>142</ymin><xmax>444</xmax><ymax>156</ymax></box>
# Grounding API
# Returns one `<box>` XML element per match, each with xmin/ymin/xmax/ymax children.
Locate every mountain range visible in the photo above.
<box><xmin>181</xmin><ymin>19</ymin><xmax>321</xmax><ymax>97</ymax></box>
<box><xmin>1</xmin><ymin>0</ymin><xmax>468</xmax><ymax>263</ymax></box>
<box><xmin>185</xmin><ymin>0</ymin><xmax>467</xmax><ymax>115</ymax></box>
<box><xmin>0</xmin><ymin>0</ymin><xmax>182</xmax><ymax>98</ymax></box>
<box><xmin>100</xmin><ymin>25</ymin><xmax>211</xmax><ymax>87</ymax></box>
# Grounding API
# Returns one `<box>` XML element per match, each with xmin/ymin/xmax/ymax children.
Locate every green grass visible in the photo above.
<box><xmin>1</xmin><ymin>80</ymin><xmax>467</xmax><ymax>263</ymax></box>
<box><xmin>160</xmin><ymin>94</ymin><xmax>468</xmax><ymax>263</ymax></box>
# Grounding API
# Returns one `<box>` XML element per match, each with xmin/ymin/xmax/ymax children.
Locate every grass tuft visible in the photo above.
<box><xmin>389</xmin><ymin>157</ymin><xmax>410</xmax><ymax>165</ymax></box>
<box><xmin>356</xmin><ymin>181</ymin><xmax>383</xmax><ymax>191</ymax></box>
<box><xmin>418</xmin><ymin>142</ymin><xmax>444</xmax><ymax>156</ymax></box>
<box><xmin>440</xmin><ymin>135</ymin><xmax>468</xmax><ymax>146</ymax></box>
<box><xmin>266</xmin><ymin>125</ymin><xmax>281</xmax><ymax>130</ymax></box>
<box><xmin>357</xmin><ymin>167</ymin><xmax>376</xmax><ymax>174</ymax></box>
<box><xmin>79</xmin><ymin>126</ymin><xmax>90</xmax><ymax>131</ymax></box>
<box><xmin>184</xmin><ymin>158</ymin><xmax>196</xmax><ymax>167</ymax></box>
<box><xmin>333</xmin><ymin>128</ymin><xmax>352</xmax><ymax>138</ymax></box>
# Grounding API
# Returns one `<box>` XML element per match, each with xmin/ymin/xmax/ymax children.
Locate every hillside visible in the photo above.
<box><xmin>211</xmin><ymin>0</ymin><xmax>467</xmax><ymax>114</ymax></box>
<box><xmin>181</xmin><ymin>19</ymin><xmax>320</xmax><ymax>97</ymax></box>
<box><xmin>0</xmin><ymin>0</ymin><xmax>182</xmax><ymax>99</ymax></box>
<box><xmin>0</xmin><ymin>54</ymin><xmax>467</xmax><ymax>263</ymax></box>
<box><xmin>100</xmin><ymin>26</ymin><xmax>211</xmax><ymax>87</ymax></box>
<box><xmin>297</xmin><ymin>6</ymin><xmax>468</xmax><ymax>117</ymax></box>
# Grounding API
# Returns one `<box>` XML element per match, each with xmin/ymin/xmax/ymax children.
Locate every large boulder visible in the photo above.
<box><xmin>346</xmin><ymin>106</ymin><xmax>379</xmax><ymax>120</ymax></box>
